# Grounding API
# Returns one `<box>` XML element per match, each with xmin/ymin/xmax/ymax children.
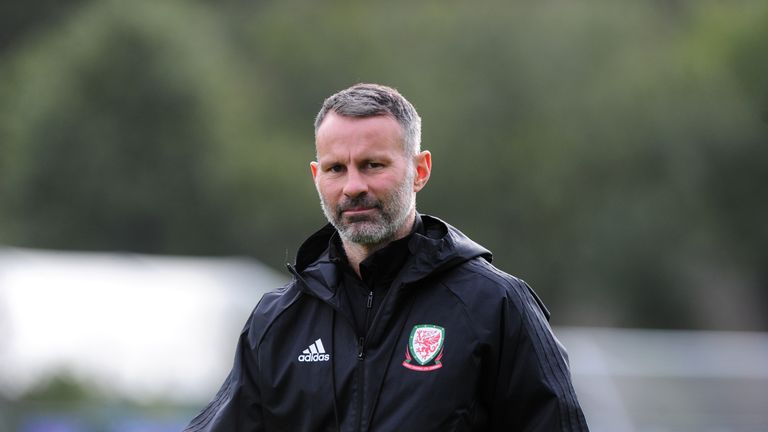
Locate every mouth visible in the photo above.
<box><xmin>341</xmin><ymin>208</ymin><xmax>378</xmax><ymax>220</ymax></box>
<box><xmin>337</xmin><ymin>196</ymin><xmax>381</xmax><ymax>221</ymax></box>
<box><xmin>338</xmin><ymin>201</ymin><xmax>381</xmax><ymax>221</ymax></box>
<box><xmin>342</xmin><ymin>207</ymin><xmax>375</xmax><ymax>214</ymax></box>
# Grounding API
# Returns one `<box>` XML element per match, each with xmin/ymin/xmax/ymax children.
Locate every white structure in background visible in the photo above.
<box><xmin>0</xmin><ymin>247</ymin><xmax>288</xmax><ymax>404</ymax></box>
<box><xmin>558</xmin><ymin>327</ymin><xmax>768</xmax><ymax>432</ymax></box>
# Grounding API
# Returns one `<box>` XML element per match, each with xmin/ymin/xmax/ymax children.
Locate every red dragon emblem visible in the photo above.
<box><xmin>403</xmin><ymin>324</ymin><xmax>445</xmax><ymax>371</ymax></box>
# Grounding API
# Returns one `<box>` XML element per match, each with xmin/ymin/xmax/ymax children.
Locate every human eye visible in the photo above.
<box><xmin>328</xmin><ymin>164</ymin><xmax>345</xmax><ymax>173</ymax></box>
<box><xmin>366</xmin><ymin>161</ymin><xmax>384</xmax><ymax>169</ymax></box>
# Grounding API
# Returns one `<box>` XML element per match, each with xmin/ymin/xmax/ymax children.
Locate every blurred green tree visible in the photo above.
<box><xmin>0</xmin><ymin>0</ymin><xmax>316</xmax><ymax>258</ymax></box>
<box><xmin>0</xmin><ymin>0</ymin><xmax>766</xmax><ymax>329</ymax></box>
<box><xmin>0</xmin><ymin>0</ymin><xmax>89</xmax><ymax>54</ymax></box>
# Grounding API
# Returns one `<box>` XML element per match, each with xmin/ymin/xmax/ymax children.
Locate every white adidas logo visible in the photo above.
<box><xmin>297</xmin><ymin>338</ymin><xmax>330</xmax><ymax>362</ymax></box>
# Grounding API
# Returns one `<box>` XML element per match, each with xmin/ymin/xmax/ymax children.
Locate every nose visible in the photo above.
<box><xmin>342</xmin><ymin>168</ymin><xmax>368</xmax><ymax>198</ymax></box>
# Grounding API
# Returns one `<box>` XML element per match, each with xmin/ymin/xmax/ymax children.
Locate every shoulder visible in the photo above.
<box><xmin>440</xmin><ymin>257</ymin><xmax>526</xmax><ymax>299</ymax></box>
<box><xmin>440</xmin><ymin>257</ymin><xmax>550</xmax><ymax>322</ymax></box>
<box><xmin>242</xmin><ymin>281</ymin><xmax>304</xmax><ymax>350</ymax></box>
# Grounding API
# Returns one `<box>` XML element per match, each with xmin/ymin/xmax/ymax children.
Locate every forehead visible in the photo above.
<box><xmin>315</xmin><ymin>112</ymin><xmax>404</xmax><ymax>157</ymax></box>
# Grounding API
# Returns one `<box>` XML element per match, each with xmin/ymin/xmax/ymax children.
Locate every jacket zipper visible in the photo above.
<box><xmin>358</xmin><ymin>290</ymin><xmax>374</xmax><ymax>360</ymax></box>
<box><xmin>364</xmin><ymin>290</ymin><xmax>374</xmax><ymax>330</ymax></box>
<box><xmin>356</xmin><ymin>289</ymin><xmax>374</xmax><ymax>431</ymax></box>
<box><xmin>289</xmin><ymin>262</ymin><xmax>389</xmax><ymax>431</ymax></box>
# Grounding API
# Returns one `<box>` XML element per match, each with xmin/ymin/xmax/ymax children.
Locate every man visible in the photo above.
<box><xmin>185</xmin><ymin>83</ymin><xmax>589</xmax><ymax>431</ymax></box>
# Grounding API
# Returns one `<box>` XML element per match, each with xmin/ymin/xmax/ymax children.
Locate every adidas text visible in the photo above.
<box><xmin>298</xmin><ymin>338</ymin><xmax>330</xmax><ymax>362</ymax></box>
<box><xmin>298</xmin><ymin>353</ymin><xmax>330</xmax><ymax>362</ymax></box>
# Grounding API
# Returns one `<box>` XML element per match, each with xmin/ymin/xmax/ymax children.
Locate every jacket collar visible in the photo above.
<box><xmin>292</xmin><ymin>214</ymin><xmax>492</xmax><ymax>299</ymax></box>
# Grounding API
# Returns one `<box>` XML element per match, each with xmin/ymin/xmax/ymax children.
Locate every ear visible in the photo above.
<box><xmin>310</xmin><ymin>161</ymin><xmax>319</xmax><ymax>182</ymax></box>
<box><xmin>413</xmin><ymin>150</ymin><xmax>432</xmax><ymax>192</ymax></box>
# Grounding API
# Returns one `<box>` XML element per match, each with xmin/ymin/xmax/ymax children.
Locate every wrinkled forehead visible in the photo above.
<box><xmin>315</xmin><ymin>112</ymin><xmax>406</xmax><ymax>154</ymax></box>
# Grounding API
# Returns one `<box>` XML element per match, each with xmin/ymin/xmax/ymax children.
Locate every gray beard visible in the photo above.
<box><xmin>319</xmin><ymin>171</ymin><xmax>415</xmax><ymax>246</ymax></box>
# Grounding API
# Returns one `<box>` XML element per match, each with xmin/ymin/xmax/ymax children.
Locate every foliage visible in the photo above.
<box><xmin>0</xmin><ymin>0</ymin><xmax>766</xmax><ymax>329</ymax></box>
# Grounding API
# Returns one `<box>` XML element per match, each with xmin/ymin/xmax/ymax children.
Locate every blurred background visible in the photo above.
<box><xmin>1</xmin><ymin>0</ymin><xmax>767</xmax><ymax>430</ymax></box>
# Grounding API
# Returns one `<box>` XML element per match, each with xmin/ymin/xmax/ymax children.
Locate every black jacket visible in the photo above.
<box><xmin>185</xmin><ymin>215</ymin><xmax>588</xmax><ymax>431</ymax></box>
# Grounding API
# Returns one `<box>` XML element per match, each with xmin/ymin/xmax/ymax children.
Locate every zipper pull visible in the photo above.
<box><xmin>357</xmin><ymin>337</ymin><xmax>365</xmax><ymax>360</ymax></box>
<box><xmin>366</xmin><ymin>291</ymin><xmax>374</xmax><ymax>309</ymax></box>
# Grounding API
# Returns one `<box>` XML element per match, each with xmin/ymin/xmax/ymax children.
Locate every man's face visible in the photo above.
<box><xmin>311</xmin><ymin>112</ymin><xmax>416</xmax><ymax>246</ymax></box>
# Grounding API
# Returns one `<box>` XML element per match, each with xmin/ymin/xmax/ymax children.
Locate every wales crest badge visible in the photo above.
<box><xmin>402</xmin><ymin>324</ymin><xmax>445</xmax><ymax>371</ymax></box>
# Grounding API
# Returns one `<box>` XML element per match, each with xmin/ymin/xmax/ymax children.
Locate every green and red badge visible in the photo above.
<box><xmin>403</xmin><ymin>324</ymin><xmax>445</xmax><ymax>371</ymax></box>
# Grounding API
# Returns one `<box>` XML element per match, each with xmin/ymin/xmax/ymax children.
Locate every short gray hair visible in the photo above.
<box><xmin>314</xmin><ymin>83</ymin><xmax>422</xmax><ymax>156</ymax></box>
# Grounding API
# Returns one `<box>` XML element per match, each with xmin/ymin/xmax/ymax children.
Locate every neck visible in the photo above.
<box><xmin>342</xmin><ymin>211</ymin><xmax>415</xmax><ymax>276</ymax></box>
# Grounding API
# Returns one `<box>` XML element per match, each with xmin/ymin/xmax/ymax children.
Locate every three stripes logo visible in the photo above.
<box><xmin>298</xmin><ymin>338</ymin><xmax>330</xmax><ymax>362</ymax></box>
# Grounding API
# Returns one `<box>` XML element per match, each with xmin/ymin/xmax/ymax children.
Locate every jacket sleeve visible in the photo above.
<box><xmin>184</xmin><ymin>317</ymin><xmax>264</xmax><ymax>432</ymax></box>
<box><xmin>488</xmin><ymin>278</ymin><xmax>589</xmax><ymax>431</ymax></box>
